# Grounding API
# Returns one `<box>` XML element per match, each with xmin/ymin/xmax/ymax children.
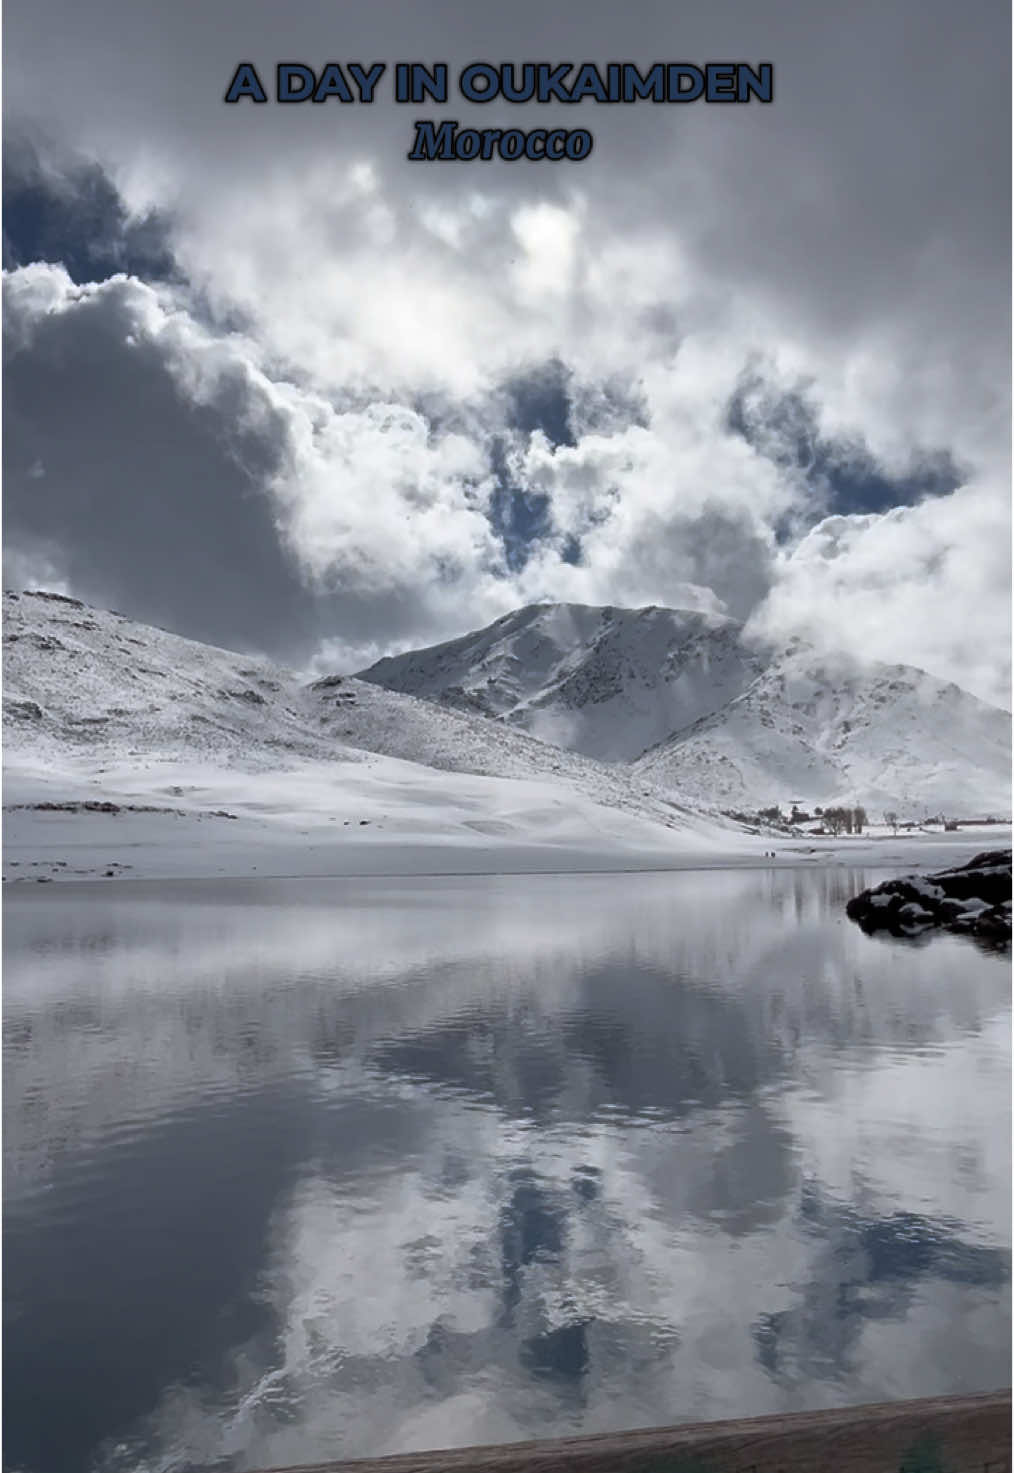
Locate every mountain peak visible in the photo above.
<box><xmin>358</xmin><ymin>601</ymin><xmax>760</xmax><ymax>762</ymax></box>
<box><xmin>358</xmin><ymin>602</ymin><xmax>1011</xmax><ymax>816</ymax></box>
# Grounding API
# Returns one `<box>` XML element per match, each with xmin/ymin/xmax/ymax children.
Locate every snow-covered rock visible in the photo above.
<box><xmin>845</xmin><ymin>850</ymin><xmax>1012</xmax><ymax>946</ymax></box>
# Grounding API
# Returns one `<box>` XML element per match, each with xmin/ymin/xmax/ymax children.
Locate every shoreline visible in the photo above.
<box><xmin>5</xmin><ymin>807</ymin><xmax>1008</xmax><ymax>887</ymax></box>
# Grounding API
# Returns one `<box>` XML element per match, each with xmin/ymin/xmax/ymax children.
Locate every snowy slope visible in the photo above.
<box><xmin>359</xmin><ymin>602</ymin><xmax>765</xmax><ymax>761</ymax></box>
<box><xmin>6</xmin><ymin>591</ymin><xmax>1006</xmax><ymax>858</ymax></box>
<box><xmin>634</xmin><ymin>643</ymin><xmax>1012</xmax><ymax>819</ymax></box>
<box><xmin>359</xmin><ymin>603</ymin><xmax>1010</xmax><ymax>818</ymax></box>
<box><xmin>1</xmin><ymin>590</ymin><xmax>729</xmax><ymax>845</ymax></box>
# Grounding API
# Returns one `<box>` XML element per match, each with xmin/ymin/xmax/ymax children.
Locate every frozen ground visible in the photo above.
<box><xmin>5</xmin><ymin>769</ymin><xmax>1008</xmax><ymax>884</ymax></box>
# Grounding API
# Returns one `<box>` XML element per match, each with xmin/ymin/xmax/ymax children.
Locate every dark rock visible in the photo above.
<box><xmin>6</xmin><ymin>700</ymin><xmax>43</xmax><ymax>721</ymax></box>
<box><xmin>5</xmin><ymin>801</ymin><xmax>184</xmax><ymax>816</ymax></box>
<box><xmin>846</xmin><ymin>850</ymin><xmax>1011</xmax><ymax>949</ymax></box>
<box><xmin>219</xmin><ymin>687</ymin><xmax>267</xmax><ymax>706</ymax></box>
<box><xmin>26</xmin><ymin>590</ymin><xmax>84</xmax><ymax>608</ymax></box>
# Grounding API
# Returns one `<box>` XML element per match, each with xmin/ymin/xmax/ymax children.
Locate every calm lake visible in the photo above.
<box><xmin>4</xmin><ymin>868</ymin><xmax>1011</xmax><ymax>1473</ymax></box>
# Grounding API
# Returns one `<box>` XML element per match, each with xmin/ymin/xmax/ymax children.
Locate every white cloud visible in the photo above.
<box><xmin>267</xmin><ymin>395</ymin><xmax>499</xmax><ymax>589</ymax></box>
<box><xmin>510</xmin><ymin>200</ymin><xmax>583</xmax><ymax>299</ymax></box>
<box><xmin>2</xmin><ymin>0</ymin><xmax>1008</xmax><ymax>695</ymax></box>
<box><xmin>749</xmin><ymin>484</ymin><xmax>1012</xmax><ymax>709</ymax></box>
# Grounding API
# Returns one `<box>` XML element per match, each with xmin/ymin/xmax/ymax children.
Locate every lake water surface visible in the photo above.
<box><xmin>4</xmin><ymin>869</ymin><xmax>1011</xmax><ymax>1472</ymax></box>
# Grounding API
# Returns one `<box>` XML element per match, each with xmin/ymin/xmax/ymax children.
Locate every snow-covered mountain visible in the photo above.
<box><xmin>634</xmin><ymin>644</ymin><xmax>1013</xmax><ymax>819</ymax></box>
<box><xmin>359</xmin><ymin>603</ymin><xmax>1011</xmax><ymax>818</ymax></box>
<box><xmin>6</xmin><ymin>592</ymin><xmax>1007</xmax><ymax>838</ymax></box>
<box><xmin>1</xmin><ymin>590</ymin><xmax>725</xmax><ymax>843</ymax></box>
<box><xmin>359</xmin><ymin>602</ymin><xmax>765</xmax><ymax>761</ymax></box>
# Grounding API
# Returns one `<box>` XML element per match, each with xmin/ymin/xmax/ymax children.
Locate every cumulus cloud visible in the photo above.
<box><xmin>1</xmin><ymin>0</ymin><xmax>1008</xmax><ymax>696</ymax></box>
<box><xmin>3</xmin><ymin>266</ymin><xmax>316</xmax><ymax>658</ymax></box>
<box><xmin>749</xmin><ymin>486</ymin><xmax>1012</xmax><ymax>709</ymax></box>
<box><xmin>2</xmin><ymin>261</ymin><xmax>800</xmax><ymax>663</ymax></box>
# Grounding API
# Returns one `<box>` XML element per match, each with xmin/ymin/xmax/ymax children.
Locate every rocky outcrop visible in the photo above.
<box><xmin>846</xmin><ymin>850</ymin><xmax>1011</xmax><ymax>948</ymax></box>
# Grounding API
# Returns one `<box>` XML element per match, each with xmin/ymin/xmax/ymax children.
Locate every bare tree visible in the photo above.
<box><xmin>853</xmin><ymin>805</ymin><xmax>867</xmax><ymax>833</ymax></box>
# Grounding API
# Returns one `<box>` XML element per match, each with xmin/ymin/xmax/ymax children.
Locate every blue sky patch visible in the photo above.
<box><xmin>486</xmin><ymin>435</ymin><xmax>553</xmax><ymax>572</ymax></box>
<box><xmin>3</xmin><ymin>135</ymin><xmax>177</xmax><ymax>285</ymax></box>
<box><xmin>726</xmin><ymin>374</ymin><xmax>964</xmax><ymax>520</ymax></box>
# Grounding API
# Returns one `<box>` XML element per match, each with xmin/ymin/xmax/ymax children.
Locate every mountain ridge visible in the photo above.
<box><xmin>5</xmin><ymin>590</ymin><xmax>1008</xmax><ymax>821</ymax></box>
<box><xmin>360</xmin><ymin>601</ymin><xmax>768</xmax><ymax>762</ymax></box>
<box><xmin>0</xmin><ymin>589</ymin><xmax>730</xmax><ymax>841</ymax></box>
<box><xmin>358</xmin><ymin>601</ymin><xmax>1012</xmax><ymax>818</ymax></box>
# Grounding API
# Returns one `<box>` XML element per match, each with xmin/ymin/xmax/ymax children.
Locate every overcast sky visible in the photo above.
<box><xmin>3</xmin><ymin>0</ymin><xmax>1010</xmax><ymax>704</ymax></box>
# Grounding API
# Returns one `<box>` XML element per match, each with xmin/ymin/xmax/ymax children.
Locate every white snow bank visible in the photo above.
<box><xmin>5</xmin><ymin>757</ymin><xmax>1008</xmax><ymax>883</ymax></box>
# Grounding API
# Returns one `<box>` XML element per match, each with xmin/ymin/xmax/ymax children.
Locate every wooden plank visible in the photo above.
<box><xmin>260</xmin><ymin>1388</ymin><xmax>1011</xmax><ymax>1473</ymax></box>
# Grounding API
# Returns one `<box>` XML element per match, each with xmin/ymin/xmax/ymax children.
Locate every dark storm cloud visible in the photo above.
<box><xmin>2</xmin><ymin>134</ymin><xmax>177</xmax><ymax>285</ymax></box>
<box><xmin>3</xmin><ymin>0</ymin><xmax>1006</xmax><ymax>343</ymax></box>
<box><xmin>619</xmin><ymin>504</ymin><xmax>776</xmax><ymax>621</ymax></box>
<box><xmin>2</xmin><ymin>274</ymin><xmax>322</xmax><ymax>659</ymax></box>
<box><xmin>2</xmin><ymin>268</ymin><xmax>513</xmax><ymax>667</ymax></box>
<box><xmin>504</xmin><ymin>359</ymin><xmax>575</xmax><ymax>449</ymax></box>
<box><xmin>500</xmin><ymin>360</ymin><xmax>649</xmax><ymax>446</ymax></box>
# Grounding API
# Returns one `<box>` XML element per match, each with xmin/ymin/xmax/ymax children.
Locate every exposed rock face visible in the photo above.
<box><xmin>846</xmin><ymin>850</ymin><xmax>1012</xmax><ymax>948</ymax></box>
